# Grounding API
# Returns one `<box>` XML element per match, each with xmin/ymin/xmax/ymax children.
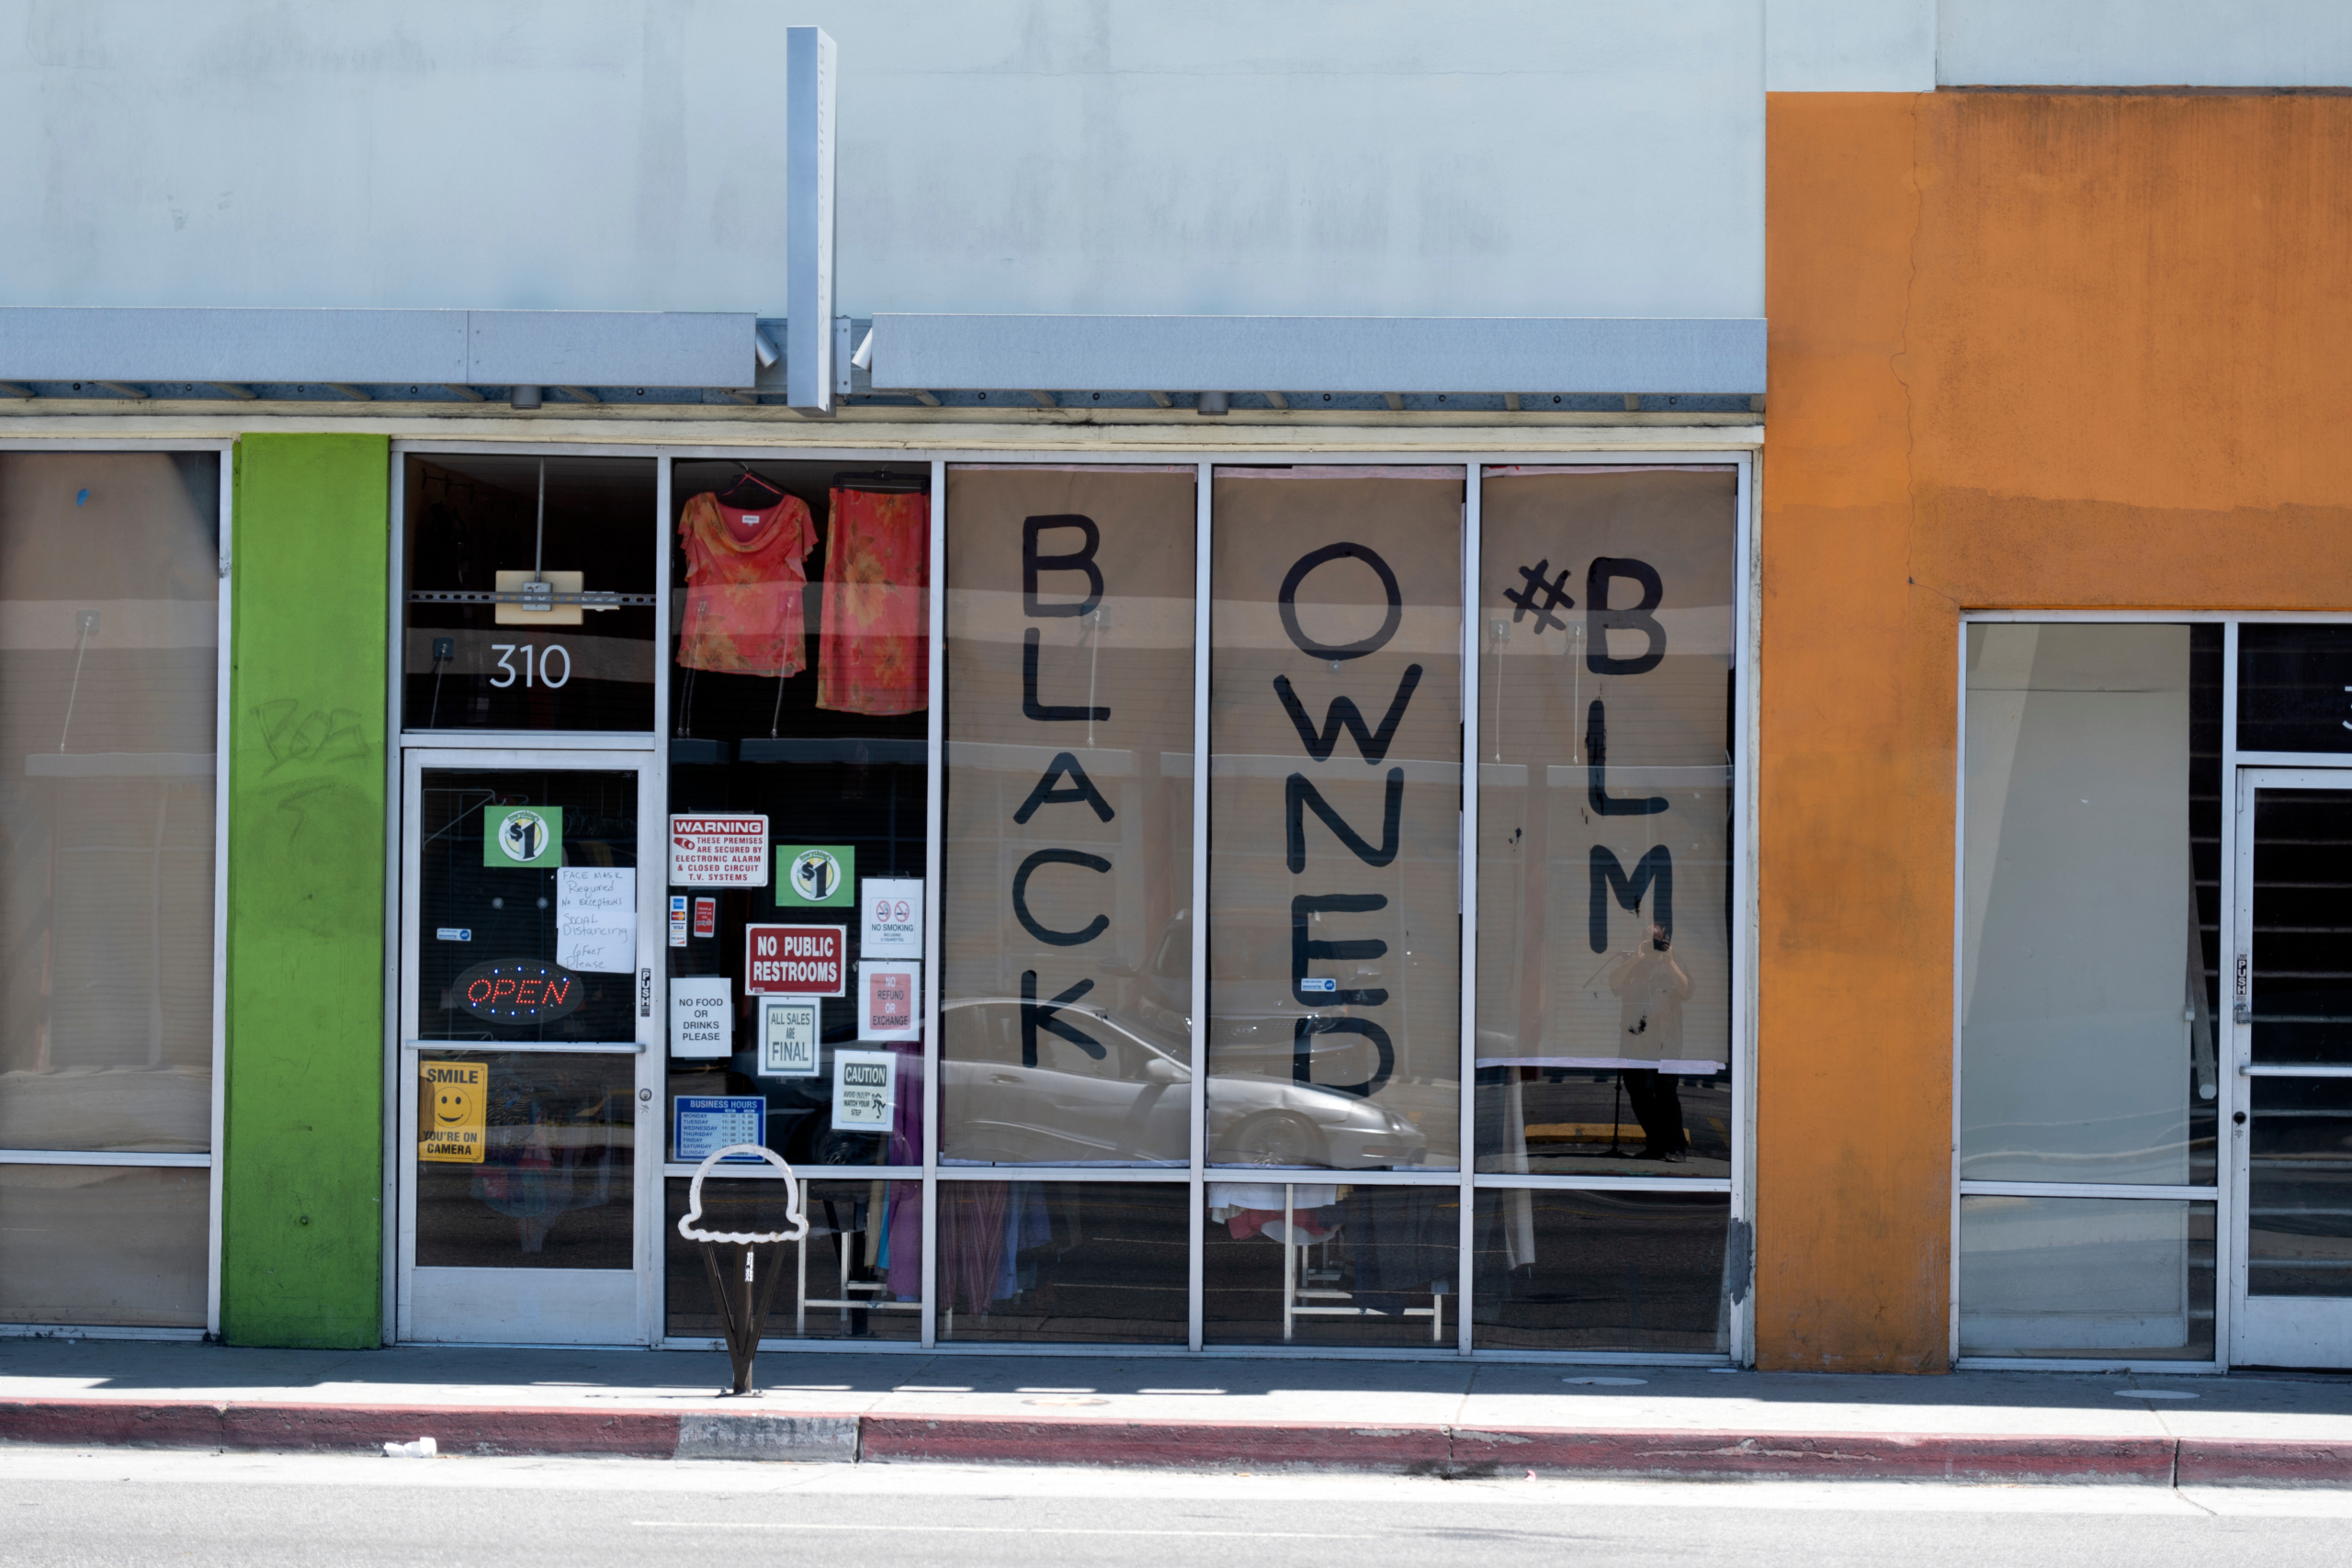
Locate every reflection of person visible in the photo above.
<box><xmin>1609</xmin><ymin>923</ymin><xmax>1692</xmax><ymax>1163</ymax></box>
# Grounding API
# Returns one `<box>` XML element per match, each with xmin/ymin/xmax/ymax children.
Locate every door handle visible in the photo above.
<box><xmin>989</xmin><ymin>1073</ymin><xmax>1023</xmax><ymax>1084</ymax></box>
<box><xmin>2233</xmin><ymin>1002</ymin><xmax>2253</xmax><ymax>1025</ymax></box>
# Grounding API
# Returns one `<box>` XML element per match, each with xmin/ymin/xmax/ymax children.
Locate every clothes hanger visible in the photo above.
<box><xmin>715</xmin><ymin>464</ymin><xmax>787</xmax><ymax>505</ymax></box>
<box><xmin>831</xmin><ymin>469</ymin><xmax>927</xmax><ymax>494</ymax></box>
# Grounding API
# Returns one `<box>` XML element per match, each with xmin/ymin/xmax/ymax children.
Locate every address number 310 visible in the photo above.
<box><xmin>489</xmin><ymin>643</ymin><xmax>572</xmax><ymax>689</ymax></box>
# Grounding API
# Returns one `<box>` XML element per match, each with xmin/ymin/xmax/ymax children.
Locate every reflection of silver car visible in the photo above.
<box><xmin>940</xmin><ymin>998</ymin><xmax>1429</xmax><ymax>1169</ymax></box>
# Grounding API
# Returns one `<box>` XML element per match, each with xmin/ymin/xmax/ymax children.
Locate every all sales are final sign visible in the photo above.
<box><xmin>746</xmin><ymin>923</ymin><xmax>846</xmax><ymax>996</ymax></box>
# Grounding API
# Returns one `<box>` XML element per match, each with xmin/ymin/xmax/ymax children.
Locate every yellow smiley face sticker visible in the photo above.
<box><xmin>420</xmin><ymin>1061</ymin><xmax>486</xmax><ymax>1164</ymax></box>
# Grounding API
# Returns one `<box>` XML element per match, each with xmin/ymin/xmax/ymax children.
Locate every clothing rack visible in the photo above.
<box><xmin>831</xmin><ymin>469</ymin><xmax>928</xmax><ymax>494</ymax></box>
<box><xmin>1276</xmin><ymin>1181</ymin><xmax>1447</xmax><ymax>1344</ymax></box>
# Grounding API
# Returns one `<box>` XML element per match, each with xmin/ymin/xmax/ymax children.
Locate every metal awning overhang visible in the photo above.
<box><xmin>0</xmin><ymin>308</ymin><xmax>759</xmax><ymax>388</ymax></box>
<box><xmin>0</xmin><ymin>307</ymin><xmax>1766</xmax><ymax>401</ymax></box>
<box><xmin>866</xmin><ymin>313</ymin><xmax>1766</xmax><ymax>397</ymax></box>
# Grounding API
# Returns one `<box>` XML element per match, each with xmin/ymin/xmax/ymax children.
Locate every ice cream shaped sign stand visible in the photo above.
<box><xmin>677</xmin><ymin>1144</ymin><xmax>808</xmax><ymax>1396</ymax></box>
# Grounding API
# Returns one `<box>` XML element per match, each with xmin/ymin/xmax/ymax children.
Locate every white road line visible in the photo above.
<box><xmin>633</xmin><ymin>1521</ymin><xmax>1374</xmax><ymax>1539</ymax></box>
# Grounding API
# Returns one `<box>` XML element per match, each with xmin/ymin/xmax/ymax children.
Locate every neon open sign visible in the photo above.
<box><xmin>452</xmin><ymin>958</ymin><xmax>586</xmax><ymax>1023</ymax></box>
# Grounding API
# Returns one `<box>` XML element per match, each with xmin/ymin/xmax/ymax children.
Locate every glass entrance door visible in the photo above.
<box><xmin>397</xmin><ymin>750</ymin><xmax>659</xmax><ymax>1344</ymax></box>
<box><xmin>2232</xmin><ymin>768</ymin><xmax>2352</xmax><ymax>1367</ymax></box>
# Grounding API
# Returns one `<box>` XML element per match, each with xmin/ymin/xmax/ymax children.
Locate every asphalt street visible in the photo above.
<box><xmin>5</xmin><ymin>1449</ymin><xmax>2352</xmax><ymax>1568</ymax></box>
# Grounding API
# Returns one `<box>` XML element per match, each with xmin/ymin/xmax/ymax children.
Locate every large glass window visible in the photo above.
<box><xmin>941</xmin><ymin>466</ymin><xmax>1195</xmax><ymax>1167</ymax></box>
<box><xmin>664</xmin><ymin>1175</ymin><xmax>921</xmax><ymax>1342</ymax></box>
<box><xmin>0</xmin><ymin>1165</ymin><xmax>208</xmax><ymax>1327</ymax></box>
<box><xmin>2238</xmin><ymin>624</ymin><xmax>2352</xmax><ymax>753</ymax></box>
<box><xmin>1957</xmin><ymin>621</ymin><xmax>2222</xmax><ymax>1365</ymax></box>
<box><xmin>1208</xmin><ymin>467</ymin><xmax>1463</xmax><ymax>1172</ymax></box>
<box><xmin>935</xmin><ymin>1179</ymin><xmax>1189</xmax><ymax>1343</ymax></box>
<box><xmin>601</xmin><ymin>450</ymin><xmax>1758</xmax><ymax>1358</ymax></box>
<box><xmin>1474</xmin><ymin>467</ymin><xmax>1736</xmax><ymax>1177</ymax></box>
<box><xmin>1959</xmin><ymin>1195</ymin><xmax>2215</xmax><ymax>1359</ymax></box>
<box><xmin>1961</xmin><ymin>624</ymin><xmax>2221</xmax><ymax>1185</ymax></box>
<box><xmin>1472</xmin><ymin>1188</ymin><xmax>1731</xmax><ymax>1352</ymax></box>
<box><xmin>1204</xmin><ymin>1180</ymin><xmax>1460</xmax><ymax>1346</ymax></box>
<box><xmin>663</xmin><ymin>460</ymin><xmax>930</xmax><ymax>1175</ymax></box>
<box><xmin>0</xmin><ymin>450</ymin><xmax>220</xmax><ymax>1330</ymax></box>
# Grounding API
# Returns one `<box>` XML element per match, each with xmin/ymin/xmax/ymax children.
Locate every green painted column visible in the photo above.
<box><xmin>221</xmin><ymin>434</ymin><xmax>390</xmax><ymax>1348</ymax></box>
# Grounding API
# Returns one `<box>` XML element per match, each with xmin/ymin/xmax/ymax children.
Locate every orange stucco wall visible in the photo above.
<box><xmin>1760</xmin><ymin>91</ymin><xmax>2352</xmax><ymax>1371</ymax></box>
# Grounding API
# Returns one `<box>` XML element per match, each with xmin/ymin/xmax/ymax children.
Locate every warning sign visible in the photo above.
<box><xmin>669</xmin><ymin>814</ymin><xmax>768</xmax><ymax>886</ymax></box>
<box><xmin>745</xmin><ymin>923</ymin><xmax>846</xmax><ymax>997</ymax></box>
<box><xmin>420</xmin><ymin>1060</ymin><xmax>486</xmax><ymax>1163</ymax></box>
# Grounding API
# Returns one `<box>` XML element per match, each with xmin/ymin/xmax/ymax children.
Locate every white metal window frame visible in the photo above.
<box><xmin>385</xmin><ymin>437</ymin><xmax>1758</xmax><ymax>1362</ymax></box>
<box><xmin>0</xmin><ymin>436</ymin><xmax>232</xmax><ymax>1344</ymax></box>
<box><xmin>1951</xmin><ymin>609</ymin><xmax>2352</xmax><ymax>1373</ymax></box>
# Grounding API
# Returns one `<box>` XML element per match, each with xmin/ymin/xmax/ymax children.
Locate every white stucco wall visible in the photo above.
<box><xmin>0</xmin><ymin>0</ymin><xmax>1765</xmax><ymax>320</ymax></box>
<box><xmin>1766</xmin><ymin>0</ymin><xmax>1936</xmax><ymax>92</ymax></box>
<box><xmin>1939</xmin><ymin>0</ymin><xmax>2352</xmax><ymax>86</ymax></box>
<box><xmin>1763</xmin><ymin>0</ymin><xmax>2352</xmax><ymax>93</ymax></box>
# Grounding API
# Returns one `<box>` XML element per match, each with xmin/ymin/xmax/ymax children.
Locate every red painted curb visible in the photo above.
<box><xmin>0</xmin><ymin>1399</ymin><xmax>683</xmax><ymax>1459</ymax></box>
<box><xmin>2178</xmin><ymin>1438</ymin><xmax>2352</xmax><ymax>1487</ymax></box>
<box><xmin>6</xmin><ymin>1398</ymin><xmax>2349</xmax><ymax>1485</ymax></box>
<box><xmin>861</xmin><ymin>1414</ymin><xmax>1454</xmax><ymax>1472</ymax></box>
<box><xmin>220</xmin><ymin>1404</ymin><xmax>683</xmax><ymax>1458</ymax></box>
<box><xmin>0</xmin><ymin>1401</ymin><xmax>228</xmax><ymax>1450</ymax></box>
<box><xmin>1459</xmin><ymin>1427</ymin><xmax>2177</xmax><ymax>1483</ymax></box>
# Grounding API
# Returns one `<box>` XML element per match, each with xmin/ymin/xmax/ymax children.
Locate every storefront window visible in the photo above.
<box><xmin>2238</xmin><ymin>624</ymin><xmax>2352</xmax><ymax>753</ymax></box>
<box><xmin>1961</xmin><ymin>624</ymin><xmax>2221</xmax><ymax>1184</ymax></box>
<box><xmin>1471</xmin><ymin>1188</ymin><xmax>1730</xmax><ymax>1352</ymax></box>
<box><xmin>1208</xmin><ymin>468</ymin><xmax>1463</xmax><ymax>1172</ymax></box>
<box><xmin>2246</xmin><ymin>1077</ymin><xmax>2352</xmax><ymax>1296</ymax></box>
<box><xmin>1204</xmin><ymin>1179</ymin><xmax>1459</xmax><ymax>1345</ymax></box>
<box><xmin>940</xmin><ymin>466</ymin><xmax>1195</xmax><ymax>1167</ymax></box>
<box><xmin>385</xmin><ymin>447</ymin><xmax>1760</xmax><ymax>1359</ymax></box>
<box><xmin>664</xmin><ymin>1175</ymin><xmax>921</xmax><ymax>1341</ymax></box>
<box><xmin>1474</xmin><ymin>468</ymin><xmax>1736</xmax><ymax>1176</ymax></box>
<box><xmin>1959</xmin><ymin>1195</ymin><xmax>2215</xmax><ymax>1359</ymax></box>
<box><xmin>0</xmin><ymin>1165</ymin><xmax>208</xmax><ymax>1327</ymax></box>
<box><xmin>664</xmin><ymin>460</ymin><xmax>930</xmax><ymax>1170</ymax></box>
<box><xmin>403</xmin><ymin>455</ymin><xmax>658</xmax><ymax>732</ymax></box>
<box><xmin>414</xmin><ymin>767</ymin><xmax>640</xmax><ymax>1046</ymax></box>
<box><xmin>0</xmin><ymin>450</ymin><xmax>219</xmax><ymax>1330</ymax></box>
<box><xmin>934</xmin><ymin>1180</ymin><xmax>1189</xmax><ymax>1343</ymax></box>
<box><xmin>413</xmin><ymin>1049</ymin><xmax>634</xmax><ymax>1269</ymax></box>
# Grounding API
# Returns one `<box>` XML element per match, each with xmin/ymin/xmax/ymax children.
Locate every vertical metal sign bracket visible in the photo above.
<box><xmin>678</xmin><ymin>1145</ymin><xmax>808</xmax><ymax>1395</ymax></box>
<box><xmin>786</xmin><ymin>27</ymin><xmax>838</xmax><ymax>412</ymax></box>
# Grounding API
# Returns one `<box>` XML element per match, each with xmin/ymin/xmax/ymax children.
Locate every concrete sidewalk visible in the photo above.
<box><xmin>6</xmin><ymin>1337</ymin><xmax>2352</xmax><ymax>1484</ymax></box>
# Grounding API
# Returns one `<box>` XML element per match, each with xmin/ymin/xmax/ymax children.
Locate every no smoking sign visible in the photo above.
<box><xmin>862</xmin><ymin>877</ymin><xmax>923</xmax><ymax>958</ymax></box>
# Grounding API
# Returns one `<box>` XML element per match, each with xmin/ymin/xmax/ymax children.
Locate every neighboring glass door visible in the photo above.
<box><xmin>397</xmin><ymin>750</ymin><xmax>658</xmax><ymax>1344</ymax></box>
<box><xmin>2232</xmin><ymin>768</ymin><xmax>2352</xmax><ymax>1367</ymax></box>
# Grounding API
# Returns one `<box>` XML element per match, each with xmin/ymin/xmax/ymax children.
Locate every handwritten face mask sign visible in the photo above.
<box><xmin>831</xmin><ymin>1050</ymin><xmax>896</xmax><ymax>1133</ymax></box>
<box><xmin>556</xmin><ymin>866</ymin><xmax>636</xmax><ymax>973</ymax></box>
